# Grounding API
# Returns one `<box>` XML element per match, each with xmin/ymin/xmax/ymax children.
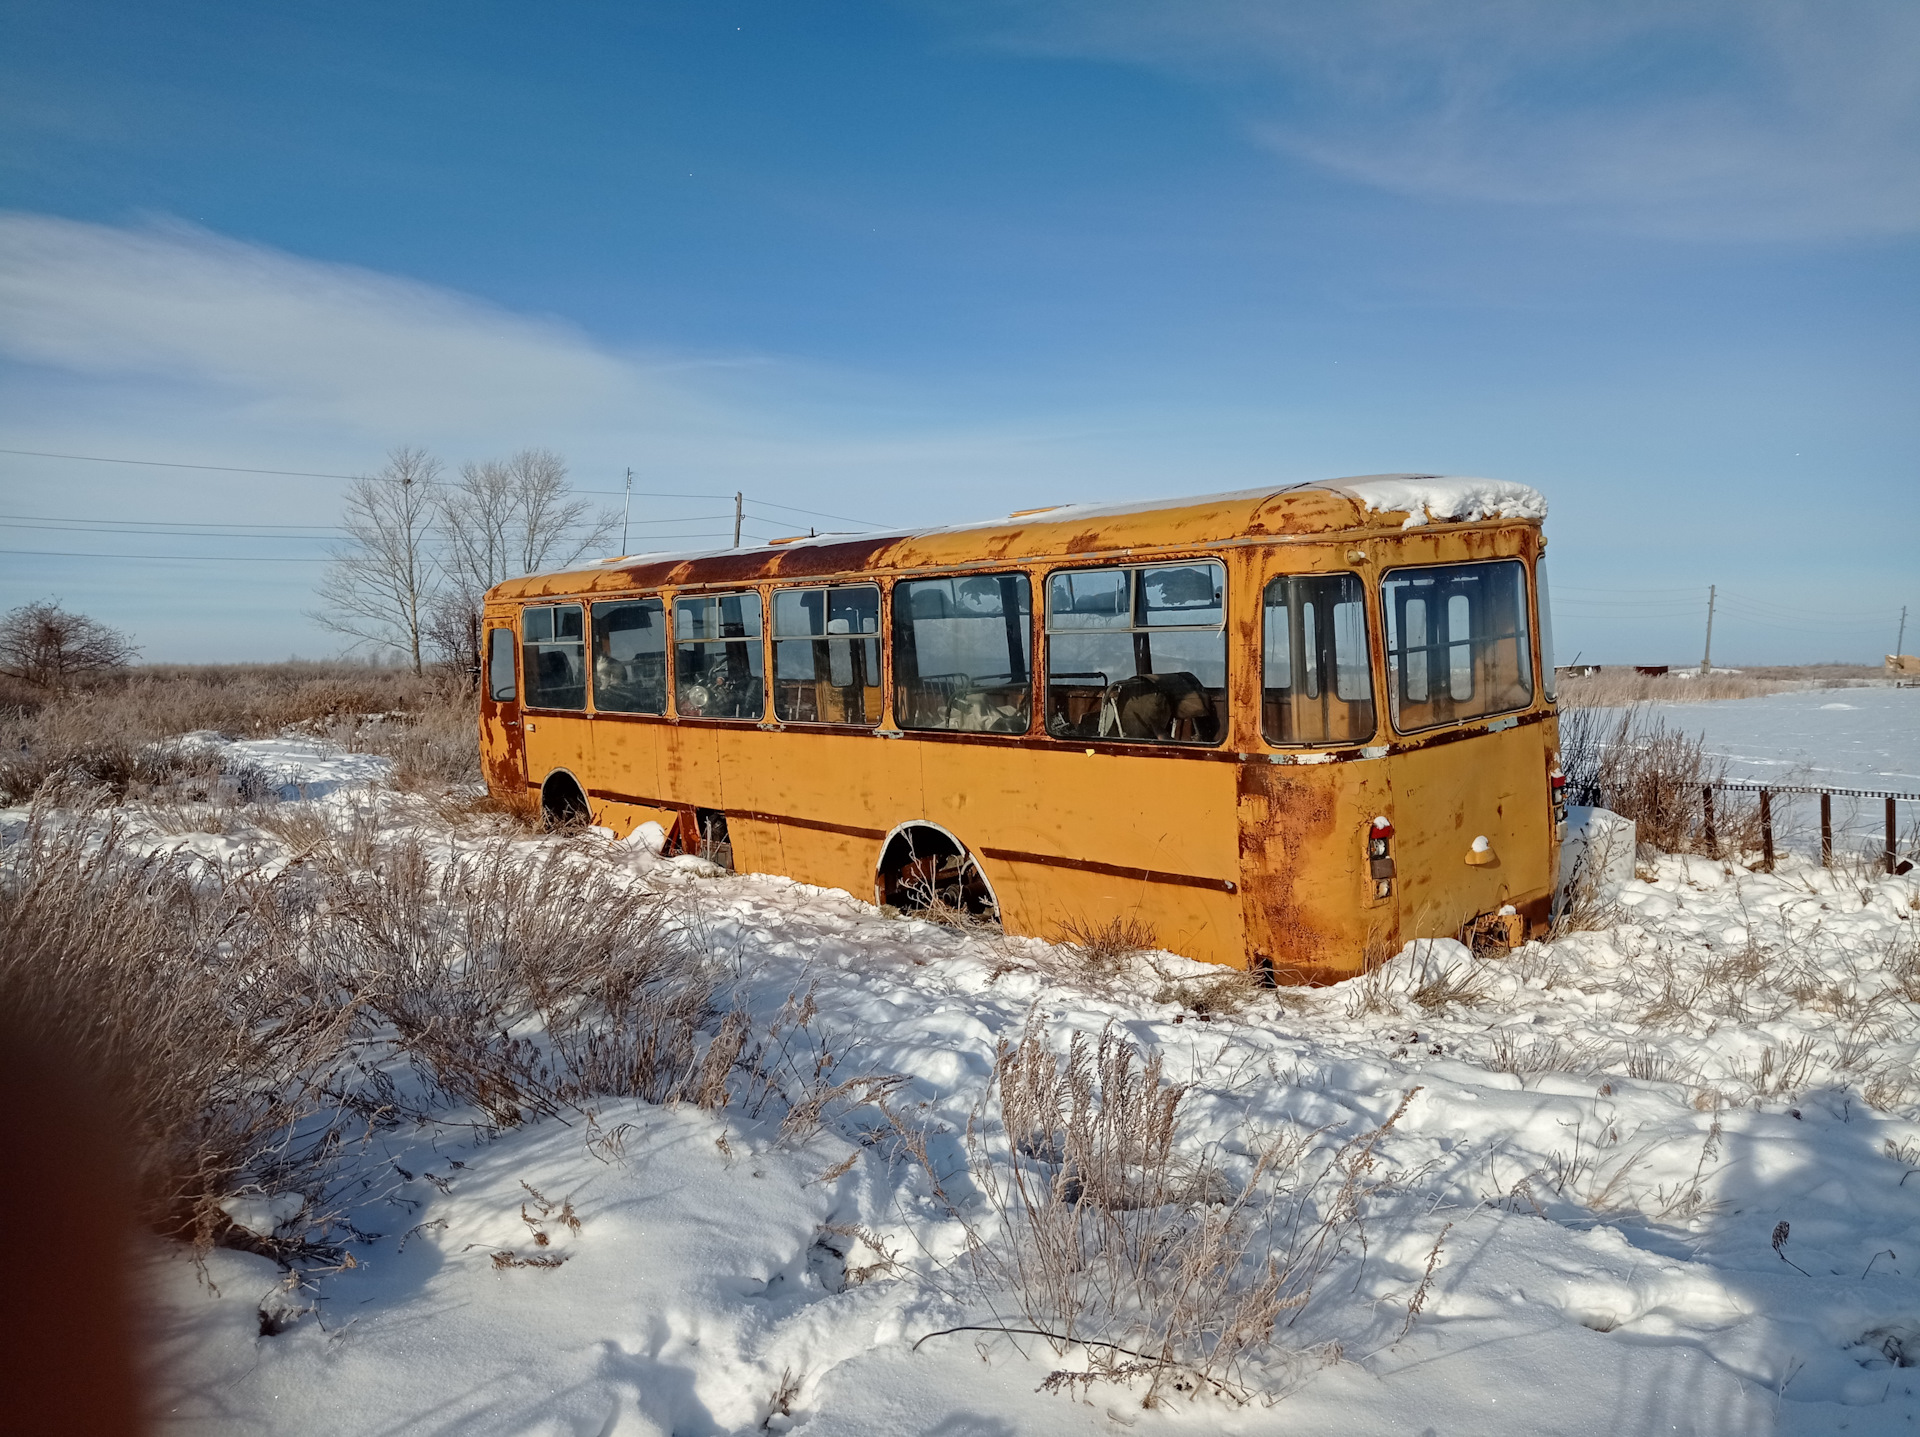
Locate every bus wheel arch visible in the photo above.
<box><xmin>540</xmin><ymin>769</ymin><xmax>590</xmax><ymax>829</ymax></box>
<box><xmin>875</xmin><ymin>821</ymin><xmax>1000</xmax><ymax>921</ymax></box>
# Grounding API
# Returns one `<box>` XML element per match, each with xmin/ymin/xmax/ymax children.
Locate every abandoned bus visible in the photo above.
<box><xmin>479</xmin><ymin>474</ymin><xmax>1564</xmax><ymax>982</ymax></box>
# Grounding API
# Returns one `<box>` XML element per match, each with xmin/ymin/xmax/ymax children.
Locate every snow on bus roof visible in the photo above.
<box><xmin>574</xmin><ymin>472</ymin><xmax>1546</xmax><ymax>573</ymax></box>
<box><xmin>1333</xmin><ymin>474</ymin><xmax>1548</xmax><ymax>530</ymax></box>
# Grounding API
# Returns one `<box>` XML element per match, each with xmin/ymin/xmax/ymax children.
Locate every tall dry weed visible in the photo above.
<box><xmin>945</xmin><ymin>1022</ymin><xmax>1421</xmax><ymax>1404</ymax></box>
<box><xmin>1559</xmin><ymin>705</ymin><xmax>1761</xmax><ymax>856</ymax></box>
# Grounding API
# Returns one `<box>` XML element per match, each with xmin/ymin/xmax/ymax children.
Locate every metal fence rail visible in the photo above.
<box><xmin>1702</xmin><ymin>783</ymin><xmax>1917</xmax><ymax>873</ymax></box>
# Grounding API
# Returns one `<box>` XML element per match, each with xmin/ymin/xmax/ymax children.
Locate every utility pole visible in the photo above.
<box><xmin>621</xmin><ymin>467</ymin><xmax>633</xmax><ymax>555</ymax></box>
<box><xmin>732</xmin><ymin>491</ymin><xmax>743</xmax><ymax>548</ymax></box>
<box><xmin>1700</xmin><ymin>584</ymin><xmax>1716</xmax><ymax>676</ymax></box>
<box><xmin>1898</xmin><ymin>605</ymin><xmax>1909</xmax><ymax>656</ymax></box>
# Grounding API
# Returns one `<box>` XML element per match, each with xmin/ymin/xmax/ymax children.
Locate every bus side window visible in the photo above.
<box><xmin>487</xmin><ymin>626</ymin><xmax>517</xmax><ymax>702</ymax></box>
<box><xmin>523</xmin><ymin>603</ymin><xmax>586</xmax><ymax>710</ymax></box>
<box><xmin>674</xmin><ymin>592</ymin><xmax>765</xmax><ymax>720</ymax></box>
<box><xmin>892</xmin><ymin>574</ymin><xmax>1032</xmax><ymax>732</ymax></box>
<box><xmin>1382</xmin><ymin>560</ymin><xmax>1533</xmax><ymax>732</ymax></box>
<box><xmin>1261</xmin><ymin>572</ymin><xmax>1375</xmax><ymax>746</ymax></box>
<box><xmin>1045</xmin><ymin>562</ymin><xmax>1226</xmax><ymax>745</ymax></box>
<box><xmin>774</xmin><ymin>585</ymin><xmax>882</xmax><ymax>725</ymax></box>
<box><xmin>593</xmin><ymin>598</ymin><xmax>667</xmax><ymax>714</ymax></box>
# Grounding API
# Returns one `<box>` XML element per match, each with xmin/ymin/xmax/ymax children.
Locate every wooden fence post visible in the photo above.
<box><xmin>1761</xmin><ymin>789</ymin><xmax>1774</xmax><ymax>873</ymax></box>
<box><xmin>1821</xmin><ymin>792</ymin><xmax>1833</xmax><ymax>868</ymax></box>
<box><xmin>1892</xmin><ymin>797</ymin><xmax>1901</xmax><ymax>877</ymax></box>
<box><xmin>1703</xmin><ymin>786</ymin><xmax>1717</xmax><ymax>858</ymax></box>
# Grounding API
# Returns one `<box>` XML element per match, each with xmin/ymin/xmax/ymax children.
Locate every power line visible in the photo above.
<box><xmin>0</xmin><ymin>512</ymin><xmax>344</xmax><ymax>531</ymax></box>
<box><xmin>1</xmin><ymin>446</ymin><xmax>886</xmax><ymax>527</ymax></box>
<box><xmin>0</xmin><ymin>447</ymin><xmax>367</xmax><ymax>480</ymax></box>
<box><xmin>0</xmin><ymin>547</ymin><xmax>336</xmax><ymax>563</ymax></box>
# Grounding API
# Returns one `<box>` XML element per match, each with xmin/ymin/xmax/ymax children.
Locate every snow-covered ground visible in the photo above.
<box><xmin>12</xmin><ymin>712</ymin><xmax>1920</xmax><ymax>1435</ymax></box>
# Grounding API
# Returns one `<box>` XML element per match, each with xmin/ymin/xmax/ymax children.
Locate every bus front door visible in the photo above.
<box><xmin>481</xmin><ymin>624</ymin><xmax>528</xmax><ymax>798</ymax></box>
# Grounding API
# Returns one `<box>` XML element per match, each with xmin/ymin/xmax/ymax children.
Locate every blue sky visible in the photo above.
<box><xmin>0</xmin><ymin>0</ymin><xmax>1914</xmax><ymax>663</ymax></box>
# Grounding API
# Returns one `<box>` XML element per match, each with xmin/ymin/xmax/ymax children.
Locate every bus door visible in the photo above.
<box><xmin>481</xmin><ymin>622</ymin><xmax>527</xmax><ymax>790</ymax></box>
<box><xmin>1379</xmin><ymin>560</ymin><xmax>1554</xmax><ymax>938</ymax></box>
<box><xmin>518</xmin><ymin>603</ymin><xmax>594</xmax><ymax>791</ymax></box>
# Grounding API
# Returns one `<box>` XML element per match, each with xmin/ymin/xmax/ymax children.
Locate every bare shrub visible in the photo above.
<box><xmin>0</xmin><ymin>797</ymin><xmax>761</xmax><ymax>1268</ymax></box>
<box><xmin>0</xmin><ymin>599</ymin><xmax>137</xmax><ymax>693</ymax></box>
<box><xmin>950</xmin><ymin>1023</ymin><xmax>1421</xmax><ymax>1404</ymax></box>
<box><xmin>301</xmin><ymin>832</ymin><xmax>728</xmax><ymax>1124</ymax></box>
<box><xmin>1559</xmin><ymin>706</ymin><xmax>1760</xmax><ymax>856</ymax></box>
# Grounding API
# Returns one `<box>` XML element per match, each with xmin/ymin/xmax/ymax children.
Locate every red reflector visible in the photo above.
<box><xmin>1551</xmin><ymin>775</ymin><xmax>1567</xmax><ymax>788</ymax></box>
<box><xmin>1371</xmin><ymin>817</ymin><xmax>1394</xmax><ymax>838</ymax></box>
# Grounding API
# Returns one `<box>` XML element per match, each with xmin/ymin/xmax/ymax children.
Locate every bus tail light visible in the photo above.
<box><xmin>1548</xmin><ymin>757</ymin><xmax>1569</xmax><ymax>834</ymax></box>
<box><xmin>1367</xmin><ymin>815</ymin><xmax>1395</xmax><ymax>898</ymax></box>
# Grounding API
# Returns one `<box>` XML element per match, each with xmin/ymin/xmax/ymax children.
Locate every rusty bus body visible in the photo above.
<box><xmin>480</xmin><ymin>474</ymin><xmax>1563</xmax><ymax>983</ymax></box>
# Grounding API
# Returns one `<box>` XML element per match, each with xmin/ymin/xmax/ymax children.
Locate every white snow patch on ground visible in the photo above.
<box><xmin>176</xmin><ymin>730</ymin><xmax>393</xmax><ymax>798</ymax></box>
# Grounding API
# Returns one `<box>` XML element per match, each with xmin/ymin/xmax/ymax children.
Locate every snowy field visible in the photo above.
<box><xmin>12</xmin><ymin>724</ymin><xmax>1920</xmax><ymax>1436</ymax></box>
<box><xmin>1634</xmin><ymin>686</ymin><xmax>1920</xmax><ymax>853</ymax></box>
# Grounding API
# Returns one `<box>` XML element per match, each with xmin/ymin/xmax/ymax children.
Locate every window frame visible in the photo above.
<box><xmin>1041</xmin><ymin>558</ymin><xmax>1229</xmax><ymax>748</ymax></box>
<box><xmin>520</xmin><ymin>601</ymin><xmax>588</xmax><ymax>712</ymax></box>
<box><xmin>890</xmin><ymin>570</ymin><xmax>1037</xmax><ymax>736</ymax></box>
<box><xmin>1258</xmin><ymin>569</ymin><xmax>1378</xmax><ymax>748</ymax></box>
<box><xmin>590</xmin><ymin>595</ymin><xmax>670</xmax><ymax>717</ymax></box>
<box><xmin>671</xmin><ymin>588</ymin><xmax>767</xmax><ymax>723</ymax></box>
<box><xmin>769</xmin><ymin>582</ymin><xmax>885</xmax><ymax>728</ymax></box>
<box><xmin>1380</xmin><ymin>557</ymin><xmax>1535</xmax><ymax>736</ymax></box>
<box><xmin>486</xmin><ymin>624</ymin><xmax>518</xmax><ymax>703</ymax></box>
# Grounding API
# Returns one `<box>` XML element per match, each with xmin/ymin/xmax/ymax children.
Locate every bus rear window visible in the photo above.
<box><xmin>1382</xmin><ymin>560</ymin><xmax>1533</xmax><ymax>732</ymax></box>
<box><xmin>1262</xmin><ymin>572</ymin><xmax>1375</xmax><ymax>745</ymax></box>
<box><xmin>892</xmin><ymin>574</ymin><xmax>1032</xmax><ymax>733</ymax></box>
<box><xmin>1045</xmin><ymin>562</ymin><xmax>1225</xmax><ymax>745</ymax></box>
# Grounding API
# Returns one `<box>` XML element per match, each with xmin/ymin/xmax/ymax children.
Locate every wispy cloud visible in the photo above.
<box><xmin>972</xmin><ymin>0</ymin><xmax>1920</xmax><ymax>241</ymax></box>
<box><xmin>0</xmin><ymin>210</ymin><xmax>1190</xmax><ymax>514</ymax></box>
<box><xmin>0</xmin><ymin>210</ymin><xmax>706</xmax><ymax>435</ymax></box>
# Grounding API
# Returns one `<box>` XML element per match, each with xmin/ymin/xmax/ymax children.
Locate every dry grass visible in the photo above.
<box><xmin>933</xmin><ymin>1022</ymin><xmax>1423</xmax><ymax>1405</ymax></box>
<box><xmin>0</xmin><ymin>795</ymin><xmax>750</xmax><ymax>1264</ymax></box>
<box><xmin>1058</xmin><ymin>913</ymin><xmax>1159</xmax><ymax>979</ymax></box>
<box><xmin>0</xmin><ymin>660</ymin><xmax>479</xmax><ymax>804</ymax></box>
<box><xmin>0</xmin><ymin>802</ymin><xmax>362</xmax><ymax>1256</ymax></box>
<box><xmin>1558</xmin><ymin>705</ymin><xmax>1762</xmax><ymax>857</ymax></box>
<box><xmin>1557</xmin><ymin>666</ymin><xmax>1882</xmax><ymax>707</ymax></box>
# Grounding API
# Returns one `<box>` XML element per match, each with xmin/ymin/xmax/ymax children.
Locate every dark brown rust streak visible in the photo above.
<box><xmin>977</xmin><ymin>846</ymin><xmax>1237</xmax><ymax>894</ymax></box>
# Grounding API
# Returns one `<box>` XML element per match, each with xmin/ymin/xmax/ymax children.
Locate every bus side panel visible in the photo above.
<box><xmin>589</xmin><ymin>717</ymin><xmax>667</xmax><ymax>836</ymax></box>
<box><xmin>985</xmin><ymin>859</ymin><xmax>1243</xmax><ymax>968</ymax></box>
<box><xmin>523</xmin><ymin>713</ymin><xmax>593</xmax><ymax>795</ymax></box>
<box><xmin>731</xmin><ymin>729</ymin><xmax>924</xmax><ymax>895</ymax></box>
<box><xmin>1237</xmin><ymin>760</ymin><xmax>1395</xmax><ymax>984</ymax></box>
<box><xmin>1387</xmin><ymin>720</ymin><xmax>1558</xmax><ymax>942</ymax></box>
<box><xmin>658</xmin><ymin>722</ymin><xmax>724</xmax><ymax>814</ymax></box>
<box><xmin>968</xmin><ymin>747</ymin><xmax>1245</xmax><ymax>968</ymax></box>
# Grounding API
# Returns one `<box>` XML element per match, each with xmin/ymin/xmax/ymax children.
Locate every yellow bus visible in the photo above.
<box><xmin>480</xmin><ymin>474</ymin><xmax>1564</xmax><ymax>983</ymax></box>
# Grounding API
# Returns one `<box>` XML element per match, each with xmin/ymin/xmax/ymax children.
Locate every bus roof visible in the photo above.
<box><xmin>488</xmin><ymin>472</ymin><xmax>1546</xmax><ymax>602</ymax></box>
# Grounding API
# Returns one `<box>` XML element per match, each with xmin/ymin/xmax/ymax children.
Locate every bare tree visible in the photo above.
<box><xmin>0</xmin><ymin>600</ymin><xmax>138</xmax><ymax>692</ymax></box>
<box><xmin>432</xmin><ymin>449</ymin><xmax>615</xmax><ymax>669</ymax></box>
<box><xmin>310</xmin><ymin>447</ymin><xmax>443</xmax><ymax>675</ymax></box>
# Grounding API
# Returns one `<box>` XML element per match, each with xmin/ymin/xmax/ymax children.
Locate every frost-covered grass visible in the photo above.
<box><xmin>8</xmin><ymin>718</ymin><xmax>1920</xmax><ymax>1434</ymax></box>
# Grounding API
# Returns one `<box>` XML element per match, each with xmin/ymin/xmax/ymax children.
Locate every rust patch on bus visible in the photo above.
<box><xmin>1237</xmin><ymin>764</ymin><xmax>1344</xmax><ymax>979</ymax></box>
